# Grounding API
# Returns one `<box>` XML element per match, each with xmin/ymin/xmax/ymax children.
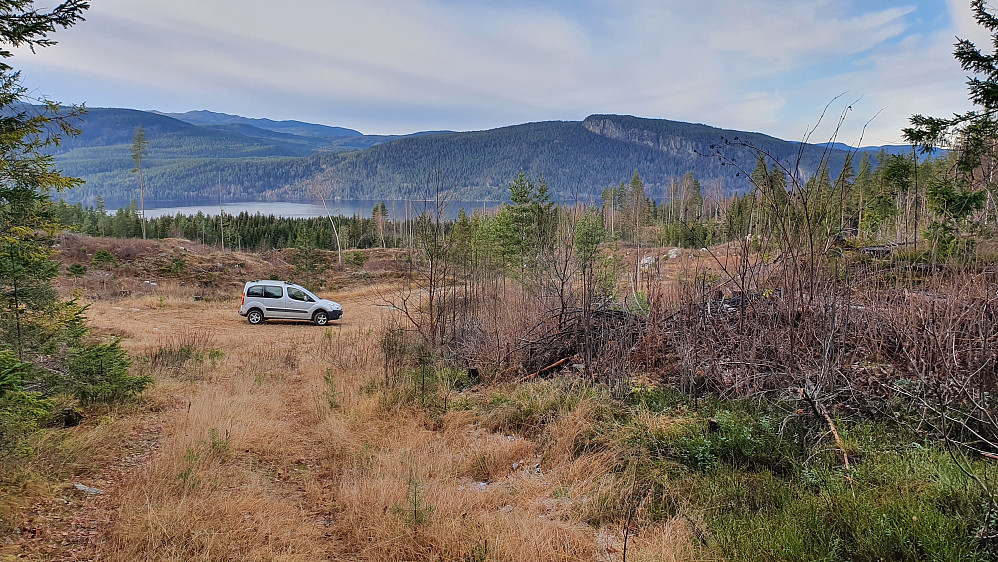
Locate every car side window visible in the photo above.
<box><xmin>246</xmin><ymin>285</ymin><xmax>264</xmax><ymax>297</ymax></box>
<box><xmin>263</xmin><ymin>286</ymin><xmax>283</xmax><ymax>299</ymax></box>
<box><xmin>288</xmin><ymin>288</ymin><xmax>308</xmax><ymax>302</ymax></box>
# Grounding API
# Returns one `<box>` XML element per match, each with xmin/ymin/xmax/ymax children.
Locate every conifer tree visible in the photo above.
<box><xmin>852</xmin><ymin>153</ymin><xmax>873</xmax><ymax>230</ymax></box>
<box><xmin>904</xmin><ymin>0</ymin><xmax>993</xmax><ymax>233</ymax></box>
<box><xmin>131</xmin><ymin>124</ymin><xmax>148</xmax><ymax>239</ymax></box>
<box><xmin>626</xmin><ymin>171</ymin><xmax>647</xmax><ymax>243</ymax></box>
<box><xmin>2</xmin><ymin>3</ymin><xmax>150</xmax><ymax>435</ymax></box>
<box><xmin>1</xmin><ymin>2</ymin><xmax>89</xmax><ymax>360</ymax></box>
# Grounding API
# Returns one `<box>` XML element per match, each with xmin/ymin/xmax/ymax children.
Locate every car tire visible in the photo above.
<box><xmin>247</xmin><ymin>309</ymin><xmax>264</xmax><ymax>325</ymax></box>
<box><xmin>313</xmin><ymin>310</ymin><xmax>329</xmax><ymax>326</ymax></box>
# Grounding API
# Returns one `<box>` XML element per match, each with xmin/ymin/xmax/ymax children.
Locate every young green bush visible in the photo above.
<box><xmin>673</xmin><ymin>409</ymin><xmax>811</xmax><ymax>474</ymax></box>
<box><xmin>345</xmin><ymin>251</ymin><xmax>368</xmax><ymax>267</ymax></box>
<box><xmin>625</xmin><ymin>396</ymin><xmax>996</xmax><ymax>562</ymax></box>
<box><xmin>0</xmin><ymin>391</ymin><xmax>55</xmax><ymax>450</ymax></box>
<box><xmin>0</xmin><ymin>351</ymin><xmax>55</xmax><ymax>449</ymax></box>
<box><xmin>91</xmin><ymin>248</ymin><xmax>119</xmax><ymax>269</ymax></box>
<box><xmin>167</xmin><ymin>255</ymin><xmax>186</xmax><ymax>275</ymax></box>
<box><xmin>65</xmin><ymin>263</ymin><xmax>87</xmax><ymax>279</ymax></box>
<box><xmin>59</xmin><ymin>340</ymin><xmax>152</xmax><ymax>404</ymax></box>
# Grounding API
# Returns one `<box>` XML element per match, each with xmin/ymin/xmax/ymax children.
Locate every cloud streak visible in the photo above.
<box><xmin>10</xmin><ymin>0</ymin><xmax>981</xmax><ymax>144</ymax></box>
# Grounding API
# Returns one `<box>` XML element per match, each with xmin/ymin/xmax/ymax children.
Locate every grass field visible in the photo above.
<box><xmin>1</xmin><ymin>287</ymin><xmax>703</xmax><ymax>561</ymax></box>
<box><xmin>1</xmin><ymin>237</ymin><xmax>995</xmax><ymax>561</ymax></box>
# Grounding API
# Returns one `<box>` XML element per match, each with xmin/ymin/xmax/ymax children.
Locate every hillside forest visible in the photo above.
<box><xmin>50</xmin><ymin>108</ymin><xmax>876</xmax><ymax>207</ymax></box>
<box><xmin>54</xmin><ymin>146</ymin><xmax>978</xmax><ymax>258</ymax></box>
<box><xmin>3</xmin><ymin>1</ymin><xmax>998</xmax><ymax>561</ymax></box>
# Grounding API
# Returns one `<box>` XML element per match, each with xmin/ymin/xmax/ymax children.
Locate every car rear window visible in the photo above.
<box><xmin>263</xmin><ymin>286</ymin><xmax>283</xmax><ymax>299</ymax></box>
<box><xmin>246</xmin><ymin>285</ymin><xmax>264</xmax><ymax>297</ymax></box>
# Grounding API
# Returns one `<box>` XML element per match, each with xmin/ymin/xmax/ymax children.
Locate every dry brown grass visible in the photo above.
<box><xmin>22</xmin><ymin>229</ymin><xmax>991</xmax><ymax>560</ymax></box>
<box><xmin>4</xmin><ymin>241</ymin><xmax>702</xmax><ymax>560</ymax></box>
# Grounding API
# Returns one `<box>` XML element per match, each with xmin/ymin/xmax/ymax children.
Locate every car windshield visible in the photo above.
<box><xmin>288</xmin><ymin>287</ymin><xmax>314</xmax><ymax>302</ymax></box>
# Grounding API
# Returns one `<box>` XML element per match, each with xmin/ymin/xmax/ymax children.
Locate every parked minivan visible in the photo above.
<box><xmin>238</xmin><ymin>281</ymin><xmax>343</xmax><ymax>325</ymax></box>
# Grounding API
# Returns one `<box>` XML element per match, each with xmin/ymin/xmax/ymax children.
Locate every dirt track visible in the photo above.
<box><xmin>7</xmin><ymin>272</ymin><xmax>695</xmax><ymax>561</ymax></box>
<box><xmin>39</xmin><ymin>285</ymin><xmax>393</xmax><ymax>560</ymax></box>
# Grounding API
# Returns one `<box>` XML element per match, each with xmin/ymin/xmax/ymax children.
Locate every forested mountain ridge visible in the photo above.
<box><xmin>52</xmin><ymin>108</ymin><xmax>865</xmax><ymax>207</ymax></box>
<box><xmin>582</xmin><ymin>114</ymin><xmax>836</xmax><ymax>173</ymax></box>
<box><xmin>52</xmin><ymin>107</ymin><xmax>328</xmax><ymax>157</ymax></box>
<box><xmin>156</xmin><ymin>109</ymin><xmax>364</xmax><ymax>138</ymax></box>
<box><xmin>265</xmin><ymin>115</ymin><xmax>854</xmax><ymax>202</ymax></box>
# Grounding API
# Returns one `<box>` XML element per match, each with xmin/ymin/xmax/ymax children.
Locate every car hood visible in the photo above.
<box><xmin>321</xmin><ymin>299</ymin><xmax>342</xmax><ymax>311</ymax></box>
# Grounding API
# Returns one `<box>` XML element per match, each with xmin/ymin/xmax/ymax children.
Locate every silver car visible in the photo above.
<box><xmin>238</xmin><ymin>281</ymin><xmax>343</xmax><ymax>325</ymax></box>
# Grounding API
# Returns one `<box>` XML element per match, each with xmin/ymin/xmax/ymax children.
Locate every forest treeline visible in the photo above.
<box><xmin>54</xmin><ymin>144</ymin><xmax>979</xmax><ymax>260</ymax></box>
<box><xmin>52</xmin><ymin>107</ymin><xmax>873</xmax><ymax>207</ymax></box>
<box><xmin>1</xmin><ymin>1</ymin><xmax>152</xmax><ymax>453</ymax></box>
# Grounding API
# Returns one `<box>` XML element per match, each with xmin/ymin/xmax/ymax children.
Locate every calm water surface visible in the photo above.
<box><xmin>142</xmin><ymin>200</ymin><xmax>501</xmax><ymax>220</ymax></box>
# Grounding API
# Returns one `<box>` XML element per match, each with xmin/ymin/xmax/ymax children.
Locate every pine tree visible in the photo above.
<box><xmin>904</xmin><ymin>0</ymin><xmax>994</xmax><ymax>232</ymax></box>
<box><xmin>1</xmin><ymin>2</ymin><xmax>88</xmax><ymax>360</ymax></box>
<box><xmin>131</xmin><ymin>124</ymin><xmax>148</xmax><ymax>239</ymax></box>
<box><xmin>852</xmin><ymin>153</ymin><xmax>872</xmax><ymax>230</ymax></box>
<box><xmin>2</xmin><ymin>3</ymin><xmax>150</xmax><ymax>439</ymax></box>
<box><xmin>686</xmin><ymin>172</ymin><xmax>704</xmax><ymax>223</ymax></box>
<box><xmin>626</xmin><ymin>171</ymin><xmax>647</xmax><ymax>243</ymax></box>
<box><xmin>749</xmin><ymin>155</ymin><xmax>769</xmax><ymax>236</ymax></box>
<box><xmin>494</xmin><ymin>172</ymin><xmax>556</xmax><ymax>278</ymax></box>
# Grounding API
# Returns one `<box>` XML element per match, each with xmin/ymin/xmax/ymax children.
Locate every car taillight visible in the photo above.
<box><xmin>241</xmin><ymin>293</ymin><xmax>245</xmax><ymax>305</ymax></box>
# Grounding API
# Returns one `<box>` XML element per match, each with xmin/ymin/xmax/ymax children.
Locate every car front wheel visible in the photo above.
<box><xmin>247</xmin><ymin>309</ymin><xmax>264</xmax><ymax>325</ymax></box>
<box><xmin>313</xmin><ymin>310</ymin><xmax>329</xmax><ymax>326</ymax></box>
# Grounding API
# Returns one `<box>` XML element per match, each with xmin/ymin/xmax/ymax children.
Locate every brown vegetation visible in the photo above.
<box><xmin>5</xmin><ymin>230</ymin><xmax>996</xmax><ymax>561</ymax></box>
<box><xmin>3</xmin><ymin>237</ymin><xmax>703</xmax><ymax>561</ymax></box>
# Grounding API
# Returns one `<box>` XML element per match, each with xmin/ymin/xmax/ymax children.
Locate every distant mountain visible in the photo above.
<box><xmin>51</xmin><ymin>108</ymin><xmax>864</xmax><ymax>208</ymax></box>
<box><xmin>54</xmin><ymin>107</ymin><xmax>321</xmax><ymax>157</ymax></box>
<box><xmin>826</xmin><ymin>142</ymin><xmax>944</xmax><ymax>158</ymax></box>
<box><xmin>157</xmin><ymin>110</ymin><xmax>363</xmax><ymax>139</ymax></box>
<box><xmin>307</xmin><ymin>114</ymin><xmax>853</xmax><ymax>201</ymax></box>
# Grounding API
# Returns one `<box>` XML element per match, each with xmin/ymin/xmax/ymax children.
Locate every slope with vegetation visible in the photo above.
<box><xmin>52</xmin><ymin>104</ymin><xmax>868</xmax><ymax>208</ymax></box>
<box><xmin>5</xmin><ymin>1</ymin><xmax>998</xmax><ymax>561</ymax></box>
<box><xmin>0</xmin><ymin>0</ymin><xmax>151</xmax><ymax>536</ymax></box>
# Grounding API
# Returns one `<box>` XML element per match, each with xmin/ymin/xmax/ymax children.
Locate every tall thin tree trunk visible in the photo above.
<box><xmin>9</xmin><ymin>244</ymin><xmax>23</xmax><ymax>360</ymax></box>
<box><xmin>139</xmin><ymin>165</ymin><xmax>146</xmax><ymax>239</ymax></box>
<box><xmin>318</xmin><ymin>193</ymin><xmax>343</xmax><ymax>265</ymax></box>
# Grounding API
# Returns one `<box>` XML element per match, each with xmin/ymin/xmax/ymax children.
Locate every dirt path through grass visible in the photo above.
<box><xmin>24</xmin><ymin>282</ymin><xmax>697</xmax><ymax>561</ymax></box>
<box><xmin>52</xmin><ymin>286</ymin><xmax>388</xmax><ymax>560</ymax></box>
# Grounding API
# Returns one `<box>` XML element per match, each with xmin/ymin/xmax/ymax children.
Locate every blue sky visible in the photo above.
<box><xmin>12</xmin><ymin>0</ymin><xmax>990</xmax><ymax>145</ymax></box>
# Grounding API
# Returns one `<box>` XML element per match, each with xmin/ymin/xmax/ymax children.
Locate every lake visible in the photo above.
<box><xmin>141</xmin><ymin>200</ymin><xmax>502</xmax><ymax>220</ymax></box>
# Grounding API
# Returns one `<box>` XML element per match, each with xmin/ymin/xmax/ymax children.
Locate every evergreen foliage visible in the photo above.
<box><xmin>1</xmin><ymin>1</ymin><xmax>151</xmax><ymax>450</ymax></box>
<box><xmin>47</xmin><ymin>107</ymin><xmax>869</xmax><ymax>207</ymax></box>
<box><xmin>904</xmin><ymin>0</ymin><xmax>996</xmax><ymax>238</ymax></box>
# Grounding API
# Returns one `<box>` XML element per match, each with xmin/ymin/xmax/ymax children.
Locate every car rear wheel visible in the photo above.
<box><xmin>313</xmin><ymin>310</ymin><xmax>329</xmax><ymax>326</ymax></box>
<box><xmin>247</xmin><ymin>309</ymin><xmax>264</xmax><ymax>325</ymax></box>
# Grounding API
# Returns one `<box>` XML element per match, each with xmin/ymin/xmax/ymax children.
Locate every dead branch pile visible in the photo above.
<box><xmin>514</xmin><ymin>308</ymin><xmax>646</xmax><ymax>378</ymax></box>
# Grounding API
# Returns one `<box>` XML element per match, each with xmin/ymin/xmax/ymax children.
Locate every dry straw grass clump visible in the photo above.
<box><xmin>97</xmin><ymin>368</ymin><xmax>329</xmax><ymax>560</ymax></box>
<box><xmin>45</xmin><ymin>276</ymin><xmax>709</xmax><ymax>561</ymax></box>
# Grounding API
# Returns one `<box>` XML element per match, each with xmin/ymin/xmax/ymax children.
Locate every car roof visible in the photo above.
<box><xmin>245</xmin><ymin>280</ymin><xmax>310</xmax><ymax>291</ymax></box>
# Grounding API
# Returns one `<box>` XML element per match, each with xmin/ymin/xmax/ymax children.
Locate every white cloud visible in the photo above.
<box><xmin>9</xmin><ymin>0</ymin><xmax>975</xmax><ymax>143</ymax></box>
<box><xmin>706</xmin><ymin>1</ymin><xmax>913</xmax><ymax>62</ymax></box>
<box><xmin>945</xmin><ymin>0</ymin><xmax>993</xmax><ymax>45</ymax></box>
<box><xmin>779</xmin><ymin>1</ymin><xmax>982</xmax><ymax>146</ymax></box>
